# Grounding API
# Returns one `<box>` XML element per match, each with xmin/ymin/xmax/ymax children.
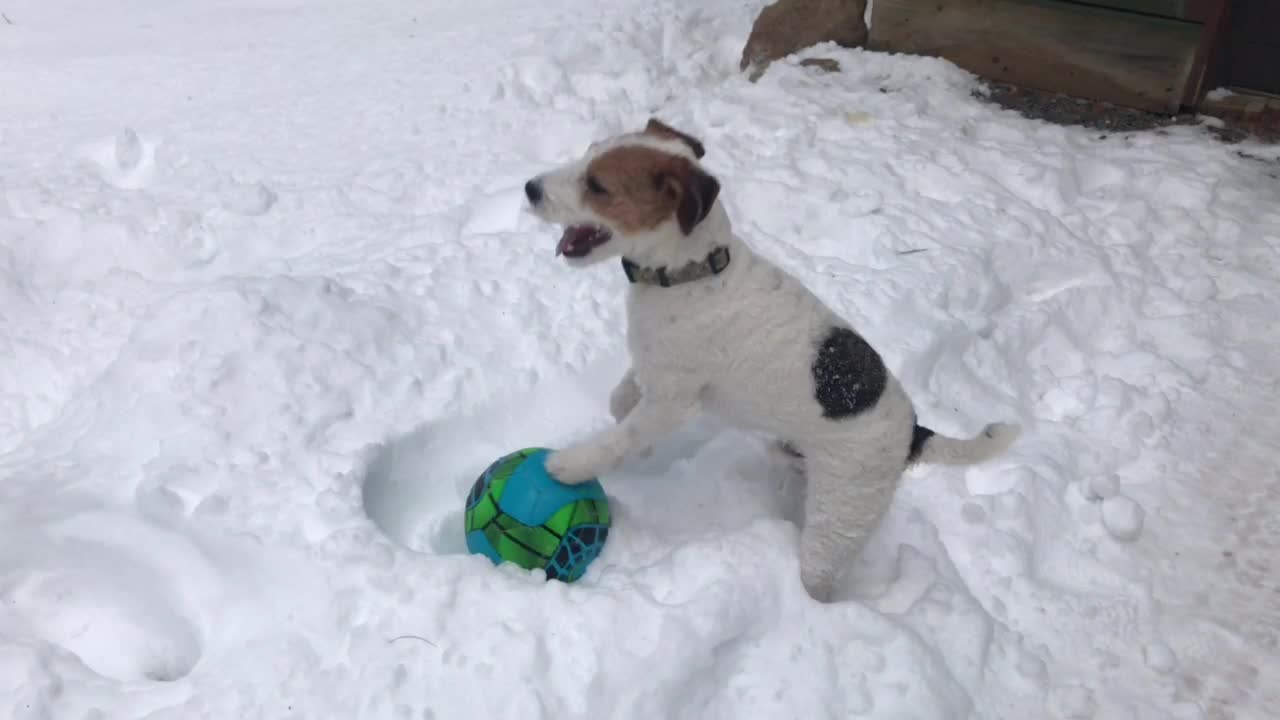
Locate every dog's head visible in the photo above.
<box><xmin>524</xmin><ymin>118</ymin><xmax>721</xmax><ymax>267</ymax></box>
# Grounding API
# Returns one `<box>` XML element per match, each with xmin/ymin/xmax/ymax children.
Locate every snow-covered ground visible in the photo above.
<box><xmin>2</xmin><ymin>1</ymin><xmax>1279</xmax><ymax>718</ymax></box>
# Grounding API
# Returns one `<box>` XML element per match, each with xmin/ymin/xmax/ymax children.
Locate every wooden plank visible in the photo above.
<box><xmin>1065</xmin><ymin>1</ymin><xmax>1188</xmax><ymax>20</ymax></box>
<box><xmin>868</xmin><ymin>0</ymin><xmax>1204</xmax><ymax>113</ymax></box>
<box><xmin>1180</xmin><ymin>0</ymin><xmax>1228</xmax><ymax>105</ymax></box>
<box><xmin>1183</xmin><ymin>0</ymin><xmax>1228</xmax><ymax>23</ymax></box>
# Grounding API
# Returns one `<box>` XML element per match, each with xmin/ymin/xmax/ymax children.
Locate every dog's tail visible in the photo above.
<box><xmin>909</xmin><ymin>422</ymin><xmax>1019</xmax><ymax>466</ymax></box>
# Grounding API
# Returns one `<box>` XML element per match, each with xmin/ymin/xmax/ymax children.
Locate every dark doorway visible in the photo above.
<box><xmin>1220</xmin><ymin>0</ymin><xmax>1280</xmax><ymax>95</ymax></box>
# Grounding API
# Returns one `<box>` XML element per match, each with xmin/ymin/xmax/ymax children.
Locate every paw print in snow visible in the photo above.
<box><xmin>80</xmin><ymin>126</ymin><xmax>156</xmax><ymax>190</ymax></box>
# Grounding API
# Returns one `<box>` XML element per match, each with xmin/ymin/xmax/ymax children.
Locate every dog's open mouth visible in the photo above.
<box><xmin>556</xmin><ymin>224</ymin><xmax>612</xmax><ymax>258</ymax></box>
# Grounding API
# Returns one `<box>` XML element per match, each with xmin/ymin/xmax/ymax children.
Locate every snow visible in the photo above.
<box><xmin>1101</xmin><ymin>495</ymin><xmax>1145</xmax><ymax>542</ymax></box>
<box><xmin>2</xmin><ymin>0</ymin><xmax>1279</xmax><ymax>718</ymax></box>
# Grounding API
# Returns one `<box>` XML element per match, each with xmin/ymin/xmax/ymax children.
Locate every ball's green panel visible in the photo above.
<box><xmin>487</xmin><ymin>526</ymin><xmax>546</xmax><ymax>569</ymax></box>
<box><xmin>574</xmin><ymin>497</ymin><xmax>610</xmax><ymax>527</ymax></box>
<box><xmin>464</xmin><ymin>466</ymin><xmax>511</xmax><ymax>532</ymax></box>
<box><xmin>487</xmin><ymin>467</ymin><xmax>511</xmax><ymax>502</ymax></box>
<box><xmin>494</xmin><ymin>514</ymin><xmax>562</xmax><ymax>558</ymax></box>
<box><xmin>544</xmin><ymin>501</ymin><xmax>575</xmax><ymax>536</ymax></box>
<box><xmin>465</xmin><ymin>492</ymin><xmax>499</xmax><ymax>532</ymax></box>
<box><xmin>545</xmin><ymin>497</ymin><xmax>610</xmax><ymax>535</ymax></box>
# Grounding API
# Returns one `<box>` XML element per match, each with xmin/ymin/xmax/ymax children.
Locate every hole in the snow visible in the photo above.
<box><xmin>14</xmin><ymin>569</ymin><xmax>203</xmax><ymax>683</ymax></box>
<box><xmin>360</xmin><ymin>364</ymin><xmax>625</xmax><ymax>555</ymax></box>
<box><xmin>357</xmin><ymin>362</ymin><xmax>796</xmax><ymax>567</ymax></box>
<box><xmin>360</xmin><ymin>420</ymin><xmax>497</xmax><ymax>555</ymax></box>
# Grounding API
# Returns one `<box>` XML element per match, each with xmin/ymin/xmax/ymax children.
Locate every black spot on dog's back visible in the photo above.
<box><xmin>812</xmin><ymin>326</ymin><xmax>887</xmax><ymax>419</ymax></box>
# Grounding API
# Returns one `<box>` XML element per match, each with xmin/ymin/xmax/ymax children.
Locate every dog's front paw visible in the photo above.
<box><xmin>545</xmin><ymin>445</ymin><xmax>613</xmax><ymax>485</ymax></box>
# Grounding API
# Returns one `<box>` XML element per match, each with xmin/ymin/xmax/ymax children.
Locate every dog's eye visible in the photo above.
<box><xmin>585</xmin><ymin>175</ymin><xmax>608</xmax><ymax>195</ymax></box>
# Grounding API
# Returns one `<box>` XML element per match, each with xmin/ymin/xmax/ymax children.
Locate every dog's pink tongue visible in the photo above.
<box><xmin>556</xmin><ymin>226</ymin><xmax>586</xmax><ymax>256</ymax></box>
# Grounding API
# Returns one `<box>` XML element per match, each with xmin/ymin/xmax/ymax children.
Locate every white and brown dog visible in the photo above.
<box><xmin>524</xmin><ymin>118</ymin><xmax>1019</xmax><ymax>601</ymax></box>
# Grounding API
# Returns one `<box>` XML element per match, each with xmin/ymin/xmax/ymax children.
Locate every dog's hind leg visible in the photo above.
<box><xmin>767</xmin><ymin>438</ymin><xmax>807</xmax><ymax>489</ymax></box>
<box><xmin>770</xmin><ymin>439</ymin><xmax>804</xmax><ymax>459</ymax></box>
<box><xmin>797</xmin><ymin>448</ymin><xmax>903</xmax><ymax>602</ymax></box>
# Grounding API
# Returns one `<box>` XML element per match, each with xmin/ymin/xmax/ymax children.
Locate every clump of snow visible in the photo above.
<box><xmin>220</xmin><ymin>181</ymin><xmax>278</xmax><ymax>217</ymax></box>
<box><xmin>1101</xmin><ymin>495</ymin><xmax>1145</xmax><ymax>541</ymax></box>
<box><xmin>1145</xmin><ymin>642</ymin><xmax>1177</xmax><ymax>674</ymax></box>
<box><xmin>2</xmin><ymin>0</ymin><xmax>1279</xmax><ymax>719</ymax></box>
<box><xmin>1048</xmin><ymin>685</ymin><xmax>1098</xmax><ymax>719</ymax></box>
<box><xmin>1081</xmin><ymin>474</ymin><xmax>1120</xmax><ymax>501</ymax></box>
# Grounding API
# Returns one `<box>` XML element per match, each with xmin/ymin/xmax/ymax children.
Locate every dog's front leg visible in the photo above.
<box><xmin>609</xmin><ymin>368</ymin><xmax>641</xmax><ymax>423</ymax></box>
<box><xmin>546</xmin><ymin>387</ymin><xmax>699</xmax><ymax>485</ymax></box>
<box><xmin>608</xmin><ymin>367</ymin><xmax>658</xmax><ymax>459</ymax></box>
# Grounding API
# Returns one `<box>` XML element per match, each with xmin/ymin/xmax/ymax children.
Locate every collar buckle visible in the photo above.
<box><xmin>708</xmin><ymin>246</ymin><xmax>730</xmax><ymax>273</ymax></box>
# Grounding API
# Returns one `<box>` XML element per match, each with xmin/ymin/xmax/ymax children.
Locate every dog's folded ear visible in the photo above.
<box><xmin>677</xmin><ymin>167</ymin><xmax>720</xmax><ymax>235</ymax></box>
<box><xmin>657</xmin><ymin>162</ymin><xmax>720</xmax><ymax>235</ymax></box>
<box><xmin>645</xmin><ymin>118</ymin><xmax>706</xmax><ymax>159</ymax></box>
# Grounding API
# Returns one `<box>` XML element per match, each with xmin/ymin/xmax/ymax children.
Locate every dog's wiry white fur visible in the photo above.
<box><xmin>525</xmin><ymin>121</ymin><xmax>1020</xmax><ymax>601</ymax></box>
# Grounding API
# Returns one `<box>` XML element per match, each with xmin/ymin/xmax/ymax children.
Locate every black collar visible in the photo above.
<box><xmin>620</xmin><ymin>246</ymin><xmax>731</xmax><ymax>287</ymax></box>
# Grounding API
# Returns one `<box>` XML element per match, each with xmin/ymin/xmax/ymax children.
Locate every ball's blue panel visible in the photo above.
<box><xmin>499</xmin><ymin>448</ymin><xmax>608</xmax><ymax>527</ymax></box>
<box><xmin>465</xmin><ymin>529</ymin><xmax>503</xmax><ymax>566</ymax></box>
<box><xmin>547</xmin><ymin>524</ymin><xmax>610</xmax><ymax>581</ymax></box>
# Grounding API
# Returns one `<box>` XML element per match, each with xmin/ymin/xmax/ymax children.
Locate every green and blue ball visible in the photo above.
<box><xmin>464</xmin><ymin>448</ymin><xmax>611</xmax><ymax>582</ymax></box>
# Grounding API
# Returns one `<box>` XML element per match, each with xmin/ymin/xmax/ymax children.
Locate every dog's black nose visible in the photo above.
<box><xmin>524</xmin><ymin>179</ymin><xmax>543</xmax><ymax>205</ymax></box>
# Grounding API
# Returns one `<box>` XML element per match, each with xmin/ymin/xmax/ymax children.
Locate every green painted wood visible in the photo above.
<box><xmin>1060</xmin><ymin>0</ymin><xmax>1189</xmax><ymax>20</ymax></box>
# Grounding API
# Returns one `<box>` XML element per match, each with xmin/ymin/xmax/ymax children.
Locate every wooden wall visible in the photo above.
<box><xmin>868</xmin><ymin>0</ymin><xmax>1210</xmax><ymax>113</ymax></box>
